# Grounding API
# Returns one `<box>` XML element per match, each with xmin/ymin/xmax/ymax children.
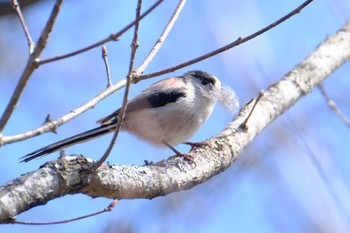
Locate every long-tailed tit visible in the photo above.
<box><xmin>21</xmin><ymin>70</ymin><xmax>239</xmax><ymax>162</ymax></box>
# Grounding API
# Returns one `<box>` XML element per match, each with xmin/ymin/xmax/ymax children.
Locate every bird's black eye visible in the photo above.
<box><xmin>201</xmin><ymin>79</ymin><xmax>209</xmax><ymax>85</ymax></box>
<box><xmin>189</xmin><ymin>70</ymin><xmax>215</xmax><ymax>86</ymax></box>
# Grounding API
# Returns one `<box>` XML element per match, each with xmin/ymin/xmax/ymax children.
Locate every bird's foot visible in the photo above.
<box><xmin>163</xmin><ymin>141</ymin><xmax>194</xmax><ymax>162</ymax></box>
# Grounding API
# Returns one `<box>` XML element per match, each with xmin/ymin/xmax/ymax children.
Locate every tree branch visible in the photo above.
<box><xmin>0</xmin><ymin>0</ymin><xmax>63</xmax><ymax>134</ymax></box>
<box><xmin>133</xmin><ymin>0</ymin><xmax>187</xmax><ymax>78</ymax></box>
<box><xmin>9</xmin><ymin>0</ymin><xmax>35</xmax><ymax>53</ymax></box>
<box><xmin>0</xmin><ymin>79</ymin><xmax>127</xmax><ymax>145</ymax></box>
<box><xmin>318</xmin><ymin>84</ymin><xmax>350</xmax><ymax>128</ymax></box>
<box><xmin>94</xmin><ymin>0</ymin><xmax>143</xmax><ymax>169</ymax></box>
<box><xmin>37</xmin><ymin>0</ymin><xmax>163</xmax><ymax>66</ymax></box>
<box><xmin>135</xmin><ymin>0</ymin><xmax>314</xmax><ymax>81</ymax></box>
<box><xmin>1</xmin><ymin>19</ymin><xmax>349</xmax><ymax>223</ymax></box>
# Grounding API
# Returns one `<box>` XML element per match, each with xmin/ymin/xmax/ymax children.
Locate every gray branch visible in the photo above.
<box><xmin>1</xmin><ymin>20</ymin><xmax>349</xmax><ymax>223</ymax></box>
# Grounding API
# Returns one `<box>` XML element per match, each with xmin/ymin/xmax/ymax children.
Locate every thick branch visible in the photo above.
<box><xmin>0</xmin><ymin>19</ymin><xmax>349</xmax><ymax>223</ymax></box>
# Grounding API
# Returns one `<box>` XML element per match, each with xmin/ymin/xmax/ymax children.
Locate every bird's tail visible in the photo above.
<box><xmin>20</xmin><ymin>123</ymin><xmax>117</xmax><ymax>163</ymax></box>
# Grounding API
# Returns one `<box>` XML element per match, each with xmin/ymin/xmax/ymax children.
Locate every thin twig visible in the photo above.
<box><xmin>0</xmin><ymin>79</ymin><xmax>127</xmax><ymax>146</ymax></box>
<box><xmin>10</xmin><ymin>0</ymin><xmax>35</xmax><ymax>53</ymax></box>
<box><xmin>13</xmin><ymin>200</ymin><xmax>117</xmax><ymax>225</ymax></box>
<box><xmin>37</xmin><ymin>0</ymin><xmax>163</xmax><ymax>66</ymax></box>
<box><xmin>0</xmin><ymin>0</ymin><xmax>63</xmax><ymax>134</ymax></box>
<box><xmin>94</xmin><ymin>0</ymin><xmax>143</xmax><ymax>169</ymax></box>
<box><xmin>242</xmin><ymin>91</ymin><xmax>265</xmax><ymax>131</ymax></box>
<box><xmin>135</xmin><ymin>0</ymin><xmax>314</xmax><ymax>81</ymax></box>
<box><xmin>134</xmin><ymin>0</ymin><xmax>187</xmax><ymax>78</ymax></box>
<box><xmin>101</xmin><ymin>45</ymin><xmax>112</xmax><ymax>87</ymax></box>
<box><xmin>318</xmin><ymin>84</ymin><xmax>350</xmax><ymax>128</ymax></box>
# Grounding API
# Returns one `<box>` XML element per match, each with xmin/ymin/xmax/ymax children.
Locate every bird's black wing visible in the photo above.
<box><xmin>146</xmin><ymin>90</ymin><xmax>186</xmax><ymax>108</ymax></box>
<box><xmin>97</xmin><ymin>89</ymin><xmax>186</xmax><ymax>124</ymax></box>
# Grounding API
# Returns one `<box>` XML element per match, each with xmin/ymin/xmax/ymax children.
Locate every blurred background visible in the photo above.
<box><xmin>1</xmin><ymin>0</ymin><xmax>350</xmax><ymax>232</ymax></box>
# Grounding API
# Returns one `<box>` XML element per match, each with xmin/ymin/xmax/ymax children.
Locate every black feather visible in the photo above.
<box><xmin>20</xmin><ymin>123</ymin><xmax>117</xmax><ymax>162</ymax></box>
<box><xmin>147</xmin><ymin>90</ymin><xmax>186</xmax><ymax>108</ymax></box>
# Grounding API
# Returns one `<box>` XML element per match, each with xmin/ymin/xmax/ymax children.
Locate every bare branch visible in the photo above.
<box><xmin>94</xmin><ymin>0</ymin><xmax>143</xmax><ymax>169</ymax></box>
<box><xmin>135</xmin><ymin>0</ymin><xmax>314</xmax><ymax>81</ymax></box>
<box><xmin>318</xmin><ymin>84</ymin><xmax>350</xmax><ymax>128</ymax></box>
<box><xmin>0</xmin><ymin>0</ymin><xmax>63</xmax><ymax>134</ymax></box>
<box><xmin>1</xmin><ymin>18</ymin><xmax>349</xmax><ymax>222</ymax></box>
<box><xmin>101</xmin><ymin>45</ymin><xmax>112</xmax><ymax>87</ymax></box>
<box><xmin>9</xmin><ymin>0</ymin><xmax>35</xmax><ymax>53</ymax></box>
<box><xmin>134</xmin><ymin>0</ymin><xmax>187</xmax><ymax>78</ymax></box>
<box><xmin>37</xmin><ymin>0</ymin><xmax>163</xmax><ymax>66</ymax></box>
<box><xmin>13</xmin><ymin>200</ymin><xmax>117</xmax><ymax>225</ymax></box>
<box><xmin>0</xmin><ymin>79</ymin><xmax>127</xmax><ymax>145</ymax></box>
<box><xmin>242</xmin><ymin>91</ymin><xmax>265</xmax><ymax>130</ymax></box>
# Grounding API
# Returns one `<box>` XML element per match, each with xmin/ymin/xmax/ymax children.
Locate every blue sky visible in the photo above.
<box><xmin>1</xmin><ymin>0</ymin><xmax>350</xmax><ymax>232</ymax></box>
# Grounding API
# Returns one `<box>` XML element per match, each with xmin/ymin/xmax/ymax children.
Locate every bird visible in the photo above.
<box><xmin>21</xmin><ymin>70</ymin><xmax>224</xmax><ymax>163</ymax></box>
